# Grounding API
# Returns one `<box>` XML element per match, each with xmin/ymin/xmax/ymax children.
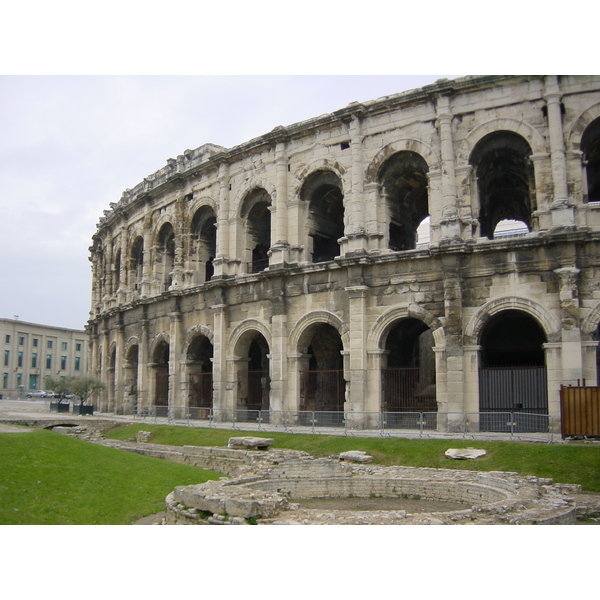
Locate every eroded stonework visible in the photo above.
<box><xmin>164</xmin><ymin>450</ymin><xmax>583</xmax><ymax>525</ymax></box>
<box><xmin>88</xmin><ymin>76</ymin><xmax>600</xmax><ymax>434</ymax></box>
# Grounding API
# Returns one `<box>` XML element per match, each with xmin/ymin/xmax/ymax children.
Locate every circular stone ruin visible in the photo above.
<box><xmin>165</xmin><ymin>450</ymin><xmax>581</xmax><ymax>525</ymax></box>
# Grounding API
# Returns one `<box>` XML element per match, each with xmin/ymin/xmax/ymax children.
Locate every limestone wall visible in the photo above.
<box><xmin>88</xmin><ymin>75</ymin><xmax>600</xmax><ymax>430</ymax></box>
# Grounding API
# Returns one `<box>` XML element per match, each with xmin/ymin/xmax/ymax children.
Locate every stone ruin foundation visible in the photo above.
<box><xmin>165</xmin><ymin>441</ymin><xmax>582</xmax><ymax>525</ymax></box>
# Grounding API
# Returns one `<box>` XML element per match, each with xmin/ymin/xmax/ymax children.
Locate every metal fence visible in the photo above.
<box><xmin>131</xmin><ymin>407</ymin><xmax>555</xmax><ymax>440</ymax></box>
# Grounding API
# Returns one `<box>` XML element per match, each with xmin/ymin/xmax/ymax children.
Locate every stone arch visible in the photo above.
<box><xmin>231</xmin><ymin>179</ymin><xmax>277</xmax><ymax>219</ymax></box>
<box><xmin>288</xmin><ymin>311</ymin><xmax>349</xmax><ymax>355</ymax></box>
<box><xmin>186</xmin><ymin>196</ymin><xmax>218</xmax><ymax>225</ymax></box>
<box><xmin>188</xmin><ymin>203</ymin><xmax>218</xmax><ymax>283</ymax></box>
<box><xmin>566</xmin><ymin>102</ymin><xmax>600</xmax><ymax>149</ymax></box>
<box><xmin>149</xmin><ymin>332</ymin><xmax>170</xmax><ymax>359</ymax></box>
<box><xmin>228</xmin><ymin>319</ymin><xmax>272</xmax><ymax>359</ymax></box>
<box><xmin>365</xmin><ymin>139</ymin><xmax>440</xmax><ymax>185</ymax></box>
<box><xmin>291</xmin><ymin>159</ymin><xmax>348</xmax><ymax>199</ymax></box>
<box><xmin>581</xmin><ymin>303</ymin><xmax>600</xmax><ymax>336</ymax></box>
<box><xmin>368</xmin><ymin>304</ymin><xmax>444</xmax><ymax>352</ymax></box>
<box><xmin>184</xmin><ymin>324</ymin><xmax>214</xmax><ymax>350</ymax></box>
<box><xmin>464</xmin><ymin>296</ymin><xmax>561</xmax><ymax>345</ymax></box>
<box><xmin>456</xmin><ymin>118</ymin><xmax>547</xmax><ymax>165</ymax></box>
<box><xmin>124</xmin><ymin>335</ymin><xmax>141</xmax><ymax>357</ymax></box>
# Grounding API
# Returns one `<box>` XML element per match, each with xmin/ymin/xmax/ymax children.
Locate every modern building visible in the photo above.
<box><xmin>88</xmin><ymin>75</ymin><xmax>600</xmax><ymax>433</ymax></box>
<box><xmin>1</xmin><ymin>318</ymin><xmax>88</xmax><ymax>398</ymax></box>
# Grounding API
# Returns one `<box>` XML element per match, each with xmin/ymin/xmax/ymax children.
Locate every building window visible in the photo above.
<box><xmin>5</xmin><ymin>335</ymin><xmax>10</xmax><ymax>344</ymax></box>
<box><xmin>16</xmin><ymin>373</ymin><xmax>22</xmax><ymax>387</ymax></box>
<box><xmin>31</xmin><ymin>353</ymin><xmax>37</xmax><ymax>368</ymax></box>
<box><xmin>29</xmin><ymin>374</ymin><xmax>38</xmax><ymax>390</ymax></box>
<box><xmin>19</xmin><ymin>336</ymin><xmax>24</xmax><ymax>346</ymax></box>
<box><xmin>61</xmin><ymin>356</ymin><xmax>67</xmax><ymax>370</ymax></box>
<box><xmin>17</xmin><ymin>352</ymin><xmax>23</xmax><ymax>367</ymax></box>
<box><xmin>62</xmin><ymin>342</ymin><xmax>68</xmax><ymax>351</ymax></box>
<box><xmin>76</xmin><ymin>343</ymin><xmax>82</xmax><ymax>352</ymax></box>
<box><xmin>46</xmin><ymin>354</ymin><xmax>52</xmax><ymax>369</ymax></box>
<box><xmin>47</xmin><ymin>340</ymin><xmax>53</xmax><ymax>349</ymax></box>
<box><xmin>75</xmin><ymin>356</ymin><xmax>81</xmax><ymax>371</ymax></box>
<box><xmin>3</xmin><ymin>350</ymin><xmax>8</xmax><ymax>367</ymax></box>
<box><xmin>3</xmin><ymin>373</ymin><xmax>8</xmax><ymax>389</ymax></box>
<box><xmin>33</xmin><ymin>338</ymin><xmax>39</xmax><ymax>347</ymax></box>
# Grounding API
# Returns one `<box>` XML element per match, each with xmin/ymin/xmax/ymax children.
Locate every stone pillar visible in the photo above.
<box><xmin>169</xmin><ymin>308</ymin><xmax>183</xmax><ymax>410</ymax></box>
<box><xmin>366</xmin><ymin>349</ymin><xmax>385</xmax><ymax>428</ymax></box>
<box><xmin>341</xmin><ymin>114</ymin><xmax>369</xmax><ymax>256</ymax></box>
<box><xmin>213</xmin><ymin>163</ymin><xmax>231</xmax><ymax>278</ymax></box>
<box><xmin>462</xmin><ymin>345</ymin><xmax>480</xmax><ymax>432</ymax></box>
<box><xmin>364</xmin><ymin>182</ymin><xmax>383</xmax><ymax>251</ymax></box>
<box><xmin>582</xmin><ymin>341</ymin><xmax>599</xmax><ymax>386</ymax></box>
<box><xmin>211</xmin><ymin>304</ymin><xmax>228</xmax><ymax>420</ymax></box>
<box><xmin>269</xmin><ymin>290</ymin><xmax>287</xmax><ymax>423</ymax></box>
<box><xmin>99</xmin><ymin>326</ymin><xmax>110</xmax><ymax>412</ymax></box>
<box><xmin>436</xmin><ymin>95</ymin><xmax>461</xmax><ymax>242</ymax></box>
<box><xmin>138</xmin><ymin>319</ymin><xmax>149</xmax><ymax>412</ymax></box>
<box><xmin>345</xmin><ymin>285</ymin><xmax>368</xmax><ymax>428</ymax></box>
<box><xmin>270</xmin><ymin>141</ymin><xmax>290</xmax><ymax>267</ymax></box>
<box><xmin>555</xmin><ymin>267</ymin><xmax>583</xmax><ymax>383</ymax></box>
<box><xmin>543</xmin><ymin>342</ymin><xmax>563</xmax><ymax>432</ymax></box>
<box><xmin>170</xmin><ymin>198</ymin><xmax>185</xmax><ymax>290</ymax></box>
<box><xmin>140</xmin><ymin>215</ymin><xmax>153</xmax><ymax>297</ymax></box>
<box><xmin>114</xmin><ymin>324</ymin><xmax>125</xmax><ymax>414</ymax></box>
<box><xmin>545</xmin><ymin>76</ymin><xmax>574</xmax><ymax>228</ymax></box>
<box><xmin>441</xmin><ymin>255</ymin><xmax>465</xmax><ymax>420</ymax></box>
<box><xmin>116</xmin><ymin>230</ymin><xmax>127</xmax><ymax>305</ymax></box>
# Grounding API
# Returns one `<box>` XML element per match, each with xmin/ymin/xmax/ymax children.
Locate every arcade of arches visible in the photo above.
<box><xmin>89</xmin><ymin>76</ymin><xmax>600</xmax><ymax>431</ymax></box>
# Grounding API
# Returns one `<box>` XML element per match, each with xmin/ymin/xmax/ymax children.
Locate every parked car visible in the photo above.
<box><xmin>26</xmin><ymin>390</ymin><xmax>54</xmax><ymax>398</ymax></box>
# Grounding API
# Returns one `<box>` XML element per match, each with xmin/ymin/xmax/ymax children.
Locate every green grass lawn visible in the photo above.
<box><xmin>0</xmin><ymin>428</ymin><xmax>222</xmax><ymax>525</ymax></box>
<box><xmin>104</xmin><ymin>423</ymin><xmax>600</xmax><ymax>492</ymax></box>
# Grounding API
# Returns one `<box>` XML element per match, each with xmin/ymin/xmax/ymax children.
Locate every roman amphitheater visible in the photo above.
<box><xmin>88</xmin><ymin>75</ymin><xmax>600</xmax><ymax>436</ymax></box>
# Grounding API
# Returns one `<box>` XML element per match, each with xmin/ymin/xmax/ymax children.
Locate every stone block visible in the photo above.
<box><xmin>228</xmin><ymin>436</ymin><xmax>274</xmax><ymax>450</ymax></box>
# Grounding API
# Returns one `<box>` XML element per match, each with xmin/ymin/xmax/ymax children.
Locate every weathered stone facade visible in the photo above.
<box><xmin>88</xmin><ymin>75</ymin><xmax>600</xmax><ymax>432</ymax></box>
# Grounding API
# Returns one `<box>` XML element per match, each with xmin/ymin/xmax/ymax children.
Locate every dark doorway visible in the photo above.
<box><xmin>382</xmin><ymin>319</ymin><xmax>436</xmax><ymax>427</ymax></box>
<box><xmin>478</xmin><ymin>310</ymin><xmax>548</xmax><ymax>431</ymax></box>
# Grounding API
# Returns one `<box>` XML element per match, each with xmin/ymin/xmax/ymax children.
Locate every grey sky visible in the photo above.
<box><xmin>0</xmin><ymin>75</ymin><xmax>453</xmax><ymax>331</ymax></box>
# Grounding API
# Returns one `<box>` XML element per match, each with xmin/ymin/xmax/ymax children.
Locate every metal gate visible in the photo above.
<box><xmin>246</xmin><ymin>369</ymin><xmax>270</xmax><ymax>411</ymax></box>
<box><xmin>189</xmin><ymin>372</ymin><xmax>213</xmax><ymax>408</ymax></box>
<box><xmin>300</xmin><ymin>370</ymin><xmax>345</xmax><ymax>412</ymax></box>
<box><xmin>479</xmin><ymin>367</ymin><xmax>548</xmax><ymax>431</ymax></box>
<box><xmin>155</xmin><ymin>371</ymin><xmax>169</xmax><ymax>407</ymax></box>
<box><xmin>382</xmin><ymin>367</ymin><xmax>436</xmax><ymax>412</ymax></box>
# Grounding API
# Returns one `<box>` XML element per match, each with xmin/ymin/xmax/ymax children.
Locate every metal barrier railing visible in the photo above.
<box><xmin>130</xmin><ymin>407</ymin><xmax>555</xmax><ymax>440</ymax></box>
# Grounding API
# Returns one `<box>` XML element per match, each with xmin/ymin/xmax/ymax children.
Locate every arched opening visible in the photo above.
<box><xmin>152</xmin><ymin>340</ymin><xmax>169</xmax><ymax>409</ymax></box>
<box><xmin>298</xmin><ymin>323</ymin><xmax>345</xmax><ymax>423</ymax></box>
<box><xmin>242</xmin><ymin>189</ymin><xmax>271</xmax><ymax>273</ymax></box>
<box><xmin>492</xmin><ymin>218</ymin><xmax>530</xmax><ymax>239</ymax></box>
<box><xmin>379</xmin><ymin>151</ymin><xmax>429</xmax><ymax>251</ymax></box>
<box><xmin>191</xmin><ymin>206</ymin><xmax>217</xmax><ymax>283</ymax></box>
<box><xmin>581</xmin><ymin>117</ymin><xmax>600</xmax><ymax>202</ymax></box>
<box><xmin>470</xmin><ymin>131</ymin><xmax>535</xmax><ymax>240</ymax></box>
<box><xmin>130</xmin><ymin>236</ymin><xmax>144</xmax><ymax>294</ymax></box>
<box><xmin>478</xmin><ymin>310</ymin><xmax>548</xmax><ymax>431</ymax></box>
<box><xmin>157</xmin><ymin>223</ymin><xmax>175</xmax><ymax>291</ymax></box>
<box><xmin>382</xmin><ymin>318</ymin><xmax>436</xmax><ymax>425</ymax></box>
<box><xmin>301</xmin><ymin>171</ymin><xmax>345</xmax><ymax>263</ymax></box>
<box><xmin>187</xmin><ymin>334</ymin><xmax>213</xmax><ymax>415</ymax></box>
<box><xmin>236</xmin><ymin>332</ymin><xmax>270</xmax><ymax>420</ymax></box>
<box><xmin>124</xmin><ymin>344</ymin><xmax>139</xmax><ymax>414</ymax></box>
